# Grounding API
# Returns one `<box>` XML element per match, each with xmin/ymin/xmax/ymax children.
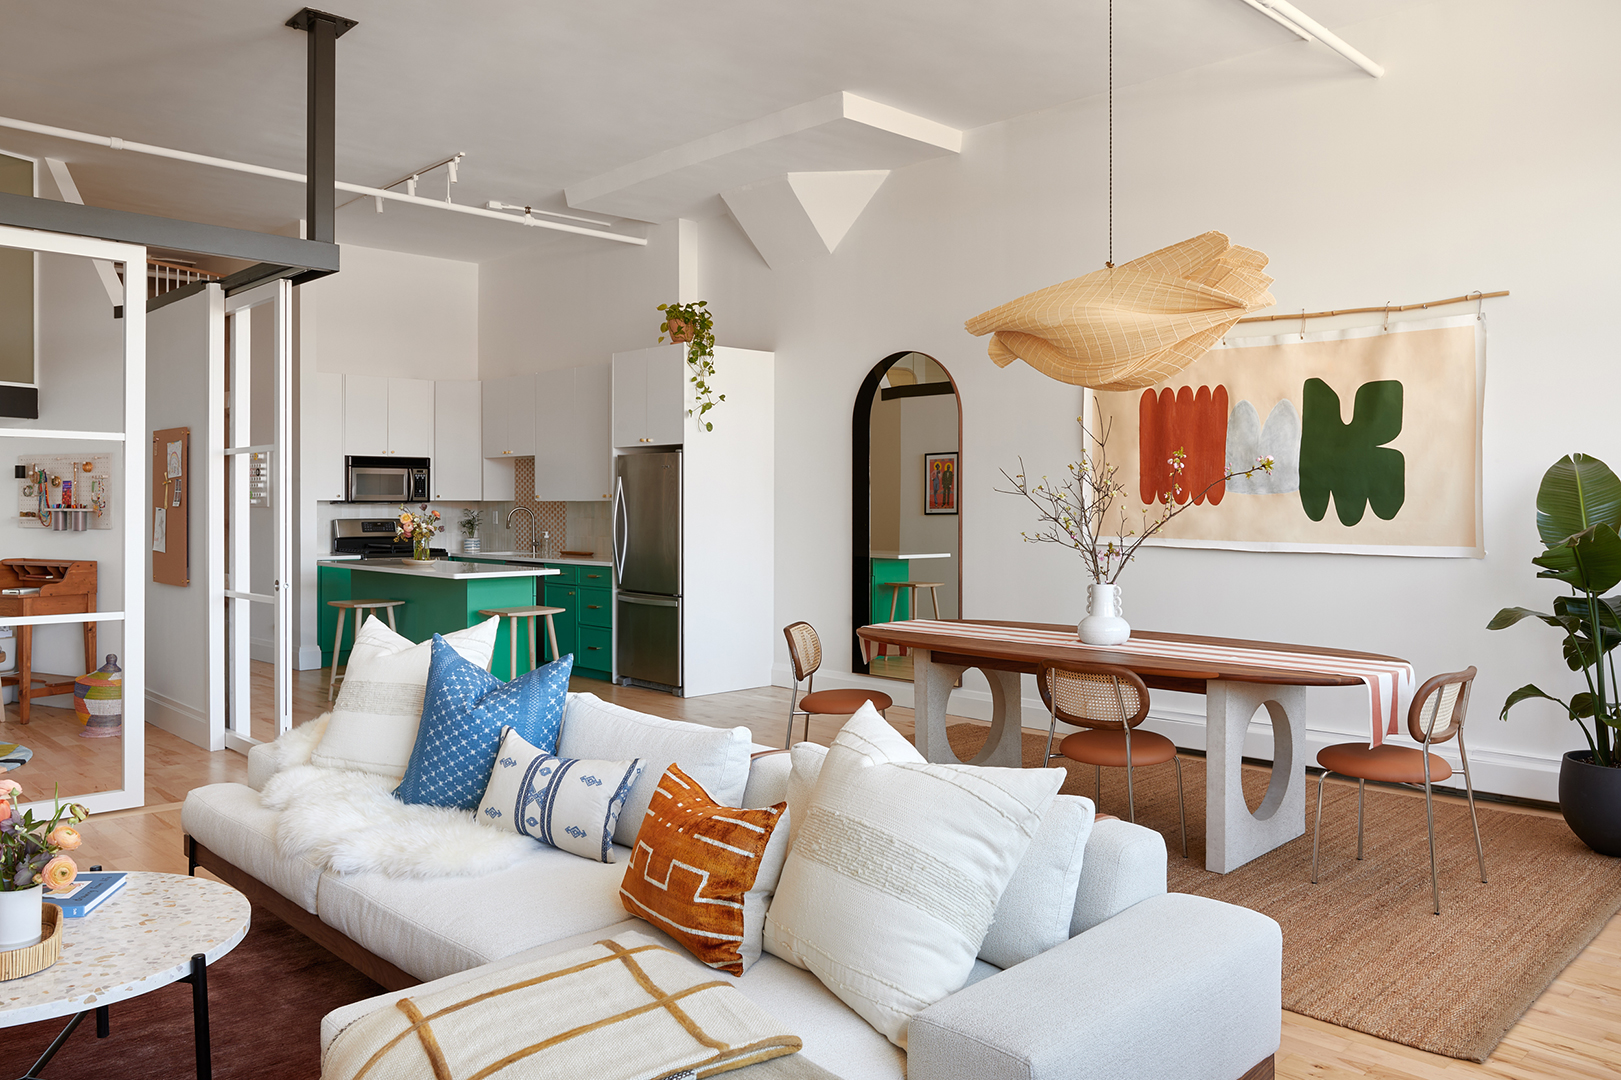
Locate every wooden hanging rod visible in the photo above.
<box><xmin>1236</xmin><ymin>290</ymin><xmax>1509</xmax><ymax>324</ymax></box>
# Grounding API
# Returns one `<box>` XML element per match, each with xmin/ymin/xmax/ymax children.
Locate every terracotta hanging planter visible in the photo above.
<box><xmin>664</xmin><ymin>318</ymin><xmax>695</xmax><ymax>344</ymax></box>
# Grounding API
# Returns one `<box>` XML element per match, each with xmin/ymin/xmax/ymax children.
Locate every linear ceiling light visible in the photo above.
<box><xmin>1235</xmin><ymin>0</ymin><xmax>1384</xmax><ymax>78</ymax></box>
<box><xmin>0</xmin><ymin>115</ymin><xmax>647</xmax><ymax>245</ymax></box>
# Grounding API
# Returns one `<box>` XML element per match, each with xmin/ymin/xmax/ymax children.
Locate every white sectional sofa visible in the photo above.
<box><xmin>181</xmin><ymin>694</ymin><xmax>1282</xmax><ymax>1080</ymax></box>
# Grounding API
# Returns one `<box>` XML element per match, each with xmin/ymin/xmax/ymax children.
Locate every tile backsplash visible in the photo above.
<box><xmin>511</xmin><ymin>458</ymin><xmax>567</xmax><ymax>555</ymax></box>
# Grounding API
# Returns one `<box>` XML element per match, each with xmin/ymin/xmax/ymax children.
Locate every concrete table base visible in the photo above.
<box><xmin>911</xmin><ymin>648</ymin><xmax>1025</xmax><ymax>769</ymax></box>
<box><xmin>1205</xmin><ymin>681</ymin><xmax>1308</xmax><ymax>873</ymax></box>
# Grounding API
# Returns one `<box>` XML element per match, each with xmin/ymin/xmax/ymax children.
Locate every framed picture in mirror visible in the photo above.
<box><xmin>924</xmin><ymin>451</ymin><xmax>958</xmax><ymax>515</ymax></box>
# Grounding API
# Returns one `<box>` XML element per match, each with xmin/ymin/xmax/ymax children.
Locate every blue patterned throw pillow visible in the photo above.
<box><xmin>393</xmin><ymin>636</ymin><xmax>573</xmax><ymax>810</ymax></box>
<box><xmin>477</xmin><ymin>726</ymin><xmax>644</xmax><ymax>863</ymax></box>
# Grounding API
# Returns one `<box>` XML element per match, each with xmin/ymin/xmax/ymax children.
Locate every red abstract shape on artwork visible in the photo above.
<box><xmin>1138</xmin><ymin>385</ymin><xmax>1230</xmax><ymax>506</ymax></box>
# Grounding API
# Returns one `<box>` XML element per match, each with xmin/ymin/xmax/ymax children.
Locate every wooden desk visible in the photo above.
<box><xmin>856</xmin><ymin>619</ymin><xmax>1410</xmax><ymax>873</ymax></box>
<box><xmin>0</xmin><ymin>559</ymin><xmax>98</xmax><ymax>724</ymax></box>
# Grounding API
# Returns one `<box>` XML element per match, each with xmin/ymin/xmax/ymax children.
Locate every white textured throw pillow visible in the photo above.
<box><xmin>781</xmin><ymin>736</ymin><xmax>1091</xmax><ymax>969</ymax></box>
<box><xmin>763</xmin><ymin>703</ymin><xmax>1063</xmax><ymax>1048</ymax></box>
<box><xmin>312</xmin><ymin>615</ymin><xmax>500</xmax><ymax>779</ymax></box>
<box><xmin>477</xmin><ymin>727</ymin><xmax>643</xmax><ymax>863</ymax></box>
<box><xmin>556</xmin><ymin>693</ymin><xmax>753</xmax><ymax>847</ymax></box>
<box><xmin>977</xmin><ymin>794</ymin><xmax>1095</xmax><ymax>969</ymax></box>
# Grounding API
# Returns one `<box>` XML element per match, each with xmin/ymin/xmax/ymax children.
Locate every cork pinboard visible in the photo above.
<box><xmin>152</xmin><ymin>427</ymin><xmax>189</xmax><ymax>586</ymax></box>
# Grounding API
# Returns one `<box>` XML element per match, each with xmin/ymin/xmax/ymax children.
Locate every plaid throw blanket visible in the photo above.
<box><xmin>322</xmin><ymin>933</ymin><xmax>802</xmax><ymax>1080</ymax></box>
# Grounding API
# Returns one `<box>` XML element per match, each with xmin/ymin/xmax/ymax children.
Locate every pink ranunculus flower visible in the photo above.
<box><xmin>48</xmin><ymin>825</ymin><xmax>82</xmax><ymax>851</ymax></box>
<box><xmin>41</xmin><ymin>854</ymin><xmax>77</xmax><ymax>891</ymax></box>
<box><xmin>0</xmin><ymin>779</ymin><xmax>20</xmax><ymax>799</ymax></box>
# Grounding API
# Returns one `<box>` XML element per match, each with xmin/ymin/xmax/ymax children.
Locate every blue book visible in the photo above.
<box><xmin>44</xmin><ymin>871</ymin><xmax>127</xmax><ymax>917</ymax></box>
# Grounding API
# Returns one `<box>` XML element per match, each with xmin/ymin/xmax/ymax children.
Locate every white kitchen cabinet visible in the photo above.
<box><xmin>308</xmin><ymin>371</ymin><xmax>345</xmax><ymax>501</ymax></box>
<box><xmin>612</xmin><ymin>344</ymin><xmax>686</xmax><ymax>447</ymax></box>
<box><xmin>534</xmin><ymin>363</ymin><xmax>612</xmax><ymax>501</ymax></box>
<box><xmin>342</xmin><ymin>375</ymin><xmax>434</xmax><ymax>458</ymax></box>
<box><xmin>387</xmin><ymin>378</ymin><xmax>435</xmax><ymax>458</ymax></box>
<box><xmin>433</xmin><ymin>380</ymin><xmax>482</xmax><ymax>500</ymax></box>
<box><xmin>481</xmin><ymin>374</ymin><xmax>536</xmax><ymax>459</ymax></box>
<box><xmin>342</xmin><ymin>374</ymin><xmax>389</xmax><ymax>457</ymax></box>
<box><xmin>571</xmin><ymin>362</ymin><xmax>613</xmax><ymax>500</ymax></box>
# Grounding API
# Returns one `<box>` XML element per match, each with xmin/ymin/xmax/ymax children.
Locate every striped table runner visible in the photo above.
<box><xmin>865</xmin><ymin>620</ymin><xmax>1416</xmax><ymax>747</ymax></box>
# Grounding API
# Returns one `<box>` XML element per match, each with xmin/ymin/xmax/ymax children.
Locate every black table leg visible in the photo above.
<box><xmin>94</xmin><ymin>1006</ymin><xmax>108</xmax><ymax>1039</ymax></box>
<box><xmin>15</xmin><ymin>1008</ymin><xmax>86</xmax><ymax>1079</ymax></box>
<box><xmin>184</xmin><ymin>953</ymin><xmax>211</xmax><ymax>1080</ymax></box>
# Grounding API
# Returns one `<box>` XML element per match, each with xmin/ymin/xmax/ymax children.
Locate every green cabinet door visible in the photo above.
<box><xmin>543</xmin><ymin>582</ymin><xmax>580</xmax><ymax>663</ymax></box>
<box><xmin>318</xmin><ymin>565</ymin><xmax>354</xmax><ymax>668</ymax></box>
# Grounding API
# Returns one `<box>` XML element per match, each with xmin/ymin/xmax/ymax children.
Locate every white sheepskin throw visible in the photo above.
<box><xmin>261</xmin><ymin>764</ymin><xmax>537</xmax><ymax>879</ymax></box>
<box><xmin>264</xmin><ymin>714</ymin><xmax>331</xmax><ymax>772</ymax></box>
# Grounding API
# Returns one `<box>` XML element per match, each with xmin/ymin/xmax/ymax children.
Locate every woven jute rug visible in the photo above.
<box><xmin>944</xmin><ymin>724</ymin><xmax>1621</xmax><ymax>1062</ymax></box>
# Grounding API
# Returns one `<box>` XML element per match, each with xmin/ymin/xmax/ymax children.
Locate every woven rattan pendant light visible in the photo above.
<box><xmin>964</xmin><ymin>1</ymin><xmax>1276</xmax><ymax>391</ymax></box>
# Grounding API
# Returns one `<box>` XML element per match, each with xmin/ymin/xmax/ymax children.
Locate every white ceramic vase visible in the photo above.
<box><xmin>0</xmin><ymin>884</ymin><xmax>44</xmax><ymax>949</ymax></box>
<box><xmin>1078</xmin><ymin>582</ymin><xmax>1131</xmax><ymax>646</ymax></box>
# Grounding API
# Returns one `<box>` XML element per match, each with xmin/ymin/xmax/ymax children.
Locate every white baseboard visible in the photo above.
<box><xmin>249</xmin><ymin>637</ymin><xmax>275</xmax><ymax>664</ymax></box>
<box><xmin>296</xmin><ymin>645</ymin><xmax>324</xmax><ymax>672</ymax></box>
<box><xmin>146</xmin><ymin>688</ymin><xmax>221</xmax><ymax>751</ymax></box>
<box><xmin>773</xmin><ymin>664</ymin><xmax>1564</xmax><ymax>803</ymax></box>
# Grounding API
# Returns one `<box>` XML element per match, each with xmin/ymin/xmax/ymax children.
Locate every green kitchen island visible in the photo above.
<box><xmin>317</xmin><ymin>558</ymin><xmax>560</xmax><ymax>681</ymax></box>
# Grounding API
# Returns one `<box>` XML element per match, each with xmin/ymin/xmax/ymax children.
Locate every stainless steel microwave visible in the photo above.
<box><xmin>345</xmin><ymin>456</ymin><xmax>430</xmax><ymax>503</ymax></box>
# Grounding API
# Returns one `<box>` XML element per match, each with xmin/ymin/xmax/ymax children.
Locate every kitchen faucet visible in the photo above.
<box><xmin>506</xmin><ymin>505</ymin><xmax>540</xmax><ymax>555</ymax></box>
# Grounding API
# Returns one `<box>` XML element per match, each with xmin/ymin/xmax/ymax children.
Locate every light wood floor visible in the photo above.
<box><xmin>4</xmin><ymin>666</ymin><xmax>1617</xmax><ymax>1080</ymax></box>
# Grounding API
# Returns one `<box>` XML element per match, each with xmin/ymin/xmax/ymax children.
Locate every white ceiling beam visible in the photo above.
<box><xmin>43</xmin><ymin>158</ymin><xmax>125</xmax><ymax>310</ymax></box>
<box><xmin>1235</xmin><ymin>0</ymin><xmax>1384</xmax><ymax>77</ymax></box>
<box><xmin>721</xmin><ymin>170</ymin><xmax>890</xmax><ymax>269</ymax></box>
<box><xmin>567</xmin><ymin>92</ymin><xmax>958</xmax><ymax>221</ymax></box>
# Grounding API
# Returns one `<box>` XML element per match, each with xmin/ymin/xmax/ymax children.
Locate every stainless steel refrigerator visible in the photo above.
<box><xmin>614</xmin><ymin>451</ymin><xmax>682</xmax><ymax>691</ymax></box>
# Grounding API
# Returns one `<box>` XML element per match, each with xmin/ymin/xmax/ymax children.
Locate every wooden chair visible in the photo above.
<box><xmin>327</xmin><ymin>599</ymin><xmax>406</xmax><ymax>701</ymax></box>
<box><xmin>1311</xmin><ymin>667</ymin><xmax>1486</xmax><ymax>914</ymax></box>
<box><xmin>1038</xmin><ymin>660</ymin><xmax>1187</xmax><ymax>858</ymax></box>
<box><xmin>783</xmin><ymin>622</ymin><xmax>893</xmax><ymax>748</ymax></box>
<box><xmin>478</xmin><ymin>605</ymin><xmax>566</xmax><ymax>680</ymax></box>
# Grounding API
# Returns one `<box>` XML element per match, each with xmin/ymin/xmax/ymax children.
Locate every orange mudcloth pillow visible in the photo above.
<box><xmin>619</xmin><ymin>765</ymin><xmax>789</xmax><ymax>976</ymax></box>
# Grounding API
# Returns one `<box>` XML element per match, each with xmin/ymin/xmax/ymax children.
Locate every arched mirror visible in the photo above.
<box><xmin>852</xmin><ymin>352</ymin><xmax>961</xmax><ymax>679</ymax></box>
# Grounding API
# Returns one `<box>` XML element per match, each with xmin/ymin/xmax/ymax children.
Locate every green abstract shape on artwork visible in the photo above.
<box><xmin>1298</xmin><ymin>378</ymin><xmax>1405</xmax><ymax>526</ymax></box>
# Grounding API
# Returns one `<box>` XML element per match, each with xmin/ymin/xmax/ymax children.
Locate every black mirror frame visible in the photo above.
<box><xmin>850</xmin><ymin>352</ymin><xmax>963</xmax><ymax>673</ymax></box>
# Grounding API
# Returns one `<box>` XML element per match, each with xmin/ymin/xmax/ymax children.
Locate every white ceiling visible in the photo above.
<box><xmin>0</xmin><ymin>0</ymin><xmax>1420</xmax><ymax>264</ymax></box>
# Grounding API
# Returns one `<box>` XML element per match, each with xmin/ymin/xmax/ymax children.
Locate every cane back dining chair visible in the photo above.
<box><xmin>782</xmin><ymin>622</ymin><xmax>894</xmax><ymax>748</ymax></box>
<box><xmin>1311</xmin><ymin>667</ymin><xmax>1486</xmax><ymax>914</ymax></box>
<box><xmin>1037</xmin><ymin>660</ymin><xmax>1187</xmax><ymax>858</ymax></box>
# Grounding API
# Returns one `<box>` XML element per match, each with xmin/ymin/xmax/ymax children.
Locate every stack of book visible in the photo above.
<box><xmin>43</xmin><ymin>871</ymin><xmax>127</xmax><ymax>917</ymax></box>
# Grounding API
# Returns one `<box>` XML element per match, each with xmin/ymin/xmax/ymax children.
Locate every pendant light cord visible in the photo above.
<box><xmin>1106</xmin><ymin>0</ymin><xmax>1114</xmax><ymax>270</ymax></box>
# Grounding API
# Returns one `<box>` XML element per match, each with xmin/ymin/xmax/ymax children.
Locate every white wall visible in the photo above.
<box><xmin>292</xmin><ymin>245</ymin><xmax>481</xmax><ymax>667</ymax></box>
<box><xmin>146</xmin><ymin>286</ymin><xmax>223</xmax><ymax>749</ymax></box>
<box><xmin>473</xmin><ymin>0</ymin><xmax>1617</xmax><ymax>800</ymax></box>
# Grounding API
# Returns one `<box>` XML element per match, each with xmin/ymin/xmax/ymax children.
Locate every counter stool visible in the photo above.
<box><xmin>327</xmin><ymin>599</ymin><xmax>405</xmax><ymax>701</ymax></box>
<box><xmin>885</xmin><ymin>581</ymin><xmax>942</xmax><ymax>622</ymax></box>
<box><xmin>478</xmin><ymin>606</ymin><xmax>565</xmax><ymax>680</ymax></box>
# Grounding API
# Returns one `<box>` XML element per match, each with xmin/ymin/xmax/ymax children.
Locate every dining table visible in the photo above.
<box><xmin>856</xmin><ymin>619</ymin><xmax>1414</xmax><ymax>873</ymax></box>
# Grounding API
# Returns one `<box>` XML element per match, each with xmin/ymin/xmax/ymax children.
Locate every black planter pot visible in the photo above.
<box><xmin>1559</xmin><ymin>750</ymin><xmax>1621</xmax><ymax>856</ymax></box>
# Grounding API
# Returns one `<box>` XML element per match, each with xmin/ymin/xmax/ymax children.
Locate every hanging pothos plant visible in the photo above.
<box><xmin>657</xmin><ymin>300</ymin><xmax>724</xmax><ymax>431</ymax></box>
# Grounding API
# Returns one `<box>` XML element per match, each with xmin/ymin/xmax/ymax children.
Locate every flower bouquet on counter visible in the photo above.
<box><xmin>397</xmin><ymin>504</ymin><xmax>443</xmax><ymax>562</ymax></box>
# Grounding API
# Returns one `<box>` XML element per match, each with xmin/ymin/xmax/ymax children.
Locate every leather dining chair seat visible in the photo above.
<box><xmin>1316</xmin><ymin>742</ymin><xmax>1453</xmax><ymax>784</ymax></box>
<box><xmin>798</xmin><ymin>686</ymin><xmax>895</xmax><ymax>717</ymax></box>
<box><xmin>1059</xmin><ymin>728</ymin><xmax>1178</xmax><ymax>769</ymax></box>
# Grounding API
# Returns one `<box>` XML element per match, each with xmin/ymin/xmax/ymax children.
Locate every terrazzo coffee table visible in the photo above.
<box><xmin>0</xmin><ymin>872</ymin><xmax>250</xmax><ymax>1080</ymax></box>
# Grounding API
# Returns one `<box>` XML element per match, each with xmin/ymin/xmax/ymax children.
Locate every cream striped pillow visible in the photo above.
<box><xmin>763</xmin><ymin>703</ymin><xmax>1063</xmax><ymax>1048</ymax></box>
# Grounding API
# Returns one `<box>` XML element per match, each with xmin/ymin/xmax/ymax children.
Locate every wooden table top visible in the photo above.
<box><xmin>857</xmin><ymin>619</ymin><xmax>1406</xmax><ymax>692</ymax></box>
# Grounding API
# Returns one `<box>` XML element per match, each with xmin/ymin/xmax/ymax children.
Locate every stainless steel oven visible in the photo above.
<box><xmin>345</xmin><ymin>456</ymin><xmax>430</xmax><ymax>503</ymax></box>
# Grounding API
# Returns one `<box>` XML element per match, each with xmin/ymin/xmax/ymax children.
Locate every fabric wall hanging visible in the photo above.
<box><xmin>1090</xmin><ymin>313</ymin><xmax>1485</xmax><ymax>557</ymax></box>
<box><xmin>964</xmin><ymin>232</ymin><xmax>1276</xmax><ymax>391</ymax></box>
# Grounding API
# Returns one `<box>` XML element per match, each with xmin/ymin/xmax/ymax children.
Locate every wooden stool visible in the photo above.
<box><xmin>327</xmin><ymin>599</ymin><xmax>405</xmax><ymax>701</ymax></box>
<box><xmin>478</xmin><ymin>606</ymin><xmax>565</xmax><ymax>680</ymax></box>
<box><xmin>884</xmin><ymin>581</ymin><xmax>943</xmax><ymax>625</ymax></box>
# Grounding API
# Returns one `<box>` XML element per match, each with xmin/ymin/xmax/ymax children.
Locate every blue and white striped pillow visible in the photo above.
<box><xmin>476</xmin><ymin>726</ymin><xmax>643</xmax><ymax>863</ymax></box>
